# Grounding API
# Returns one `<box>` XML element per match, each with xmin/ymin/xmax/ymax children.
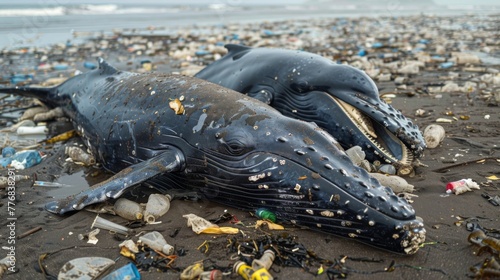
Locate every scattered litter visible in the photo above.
<box><xmin>436</xmin><ymin>118</ymin><xmax>453</xmax><ymax>123</ymax></box>
<box><xmin>369</xmin><ymin>173</ymin><xmax>415</xmax><ymax>193</ymax></box>
<box><xmin>445</xmin><ymin>178</ymin><xmax>480</xmax><ymax>195</ymax></box>
<box><xmin>139</xmin><ymin>231</ymin><xmax>174</xmax><ymax>255</ymax></box>
<box><xmin>87</xmin><ymin>228</ymin><xmax>100</xmax><ymax>244</ymax></box>
<box><xmin>183</xmin><ymin>213</ymin><xmax>239</xmax><ymax>234</ymax></box>
<box><xmin>10</xmin><ymin>150</ymin><xmax>43</xmax><ymax>169</ymax></box>
<box><xmin>255</xmin><ymin>220</ymin><xmax>284</xmax><ymax>230</ymax></box>
<box><xmin>101</xmin><ymin>263</ymin><xmax>140</xmax><ymax>280</ymax></box>
<box><xmin>255</xmin><ymin>208</ymin><xmax>276</xmax><ymax>223</ymax></box>
<box><xmin>0</xmin><ymin>256</ymin><xmax>16</xmax><ymax>277</ymax></box>
<box><xmin>65</xmin><ymin>146</ymin><xmax>96</xmax><ymax>166</ymax></box>
<box><xmin>114</xmin><ymin>198</ymin><xmax>143</xmax><ymax>221</ymax></box>
<box><xmin>57</xmin><ymin>257</ymin><xmax>115</xmax><ymax>280</ymax></box>
<box><xmin>32</xmin><ymin>107</ymin><xmax>64</xmax><ymax>122</ymax></box>
<box><xmin>423</xmin><ymin>124</ymin><xmax>445</xmax><ymax>148</ymax></box>
<box><xmin>16</xmin><ymin>125</ymin><xmax>47</xmax><ymax>135</ymax></box>
<box><xmin>144</xmin><ymin>194</ymin><xmax>171</xmax><ymax>223</ymax></box>
<box><xmin>91</xmin><ymin>215</ymin><xmax>134</xmax><ymax>235</ymax></box>
<box><xmin>481</xmin><ymin>193</ymin><xmax>500</xmax><ymax>206</ymax></box>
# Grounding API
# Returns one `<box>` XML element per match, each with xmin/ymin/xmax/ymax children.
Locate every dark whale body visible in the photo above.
<box><xmin>1</xmin><ymin>59</ymin><xmax>425</xmax><ymax>254</ymax></box>
<box><xmin>195</xmin><ymin>45</ymin><xmax>426</xmax><ymax>171</ymax></box>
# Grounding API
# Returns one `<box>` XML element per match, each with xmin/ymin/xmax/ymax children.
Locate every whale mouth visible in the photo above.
<box><xmin>332</xmin><ymin>97</ymin><xmax>413</xmax><ymax>167</ymax></box>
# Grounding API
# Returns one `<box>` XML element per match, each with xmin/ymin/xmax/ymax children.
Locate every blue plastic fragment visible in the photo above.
<box><xmin>262</xmin><ymin>30</ymin><xmax>274</xmax><ymax>36</ymax></box>
<box><xmin>439</xmin><ymin>62</ymin><xmax>454</xmax><ymax>69</ymax></box>
<box><xmin>372</xmin><ymin>42</ymin><xmax>383</xmax><ymax>48</ymax></box>
<box><xmin>83</xmin><ymin>62</ymin><xmax>97</xmax><ymax>70</ymax></box>
<box><xmin>2</xmin><ymin>147</ymin><xmax>16</xmax><ymax>158</ymax></box>
<box><xmin>0</xmin><ymin>157</ymin><xmax>12</xmax><ymax>168</ymax></box>
<box><xmin>53</xmin><ymin>64</ymin><xmax>69</xmax><ymax>71</ymax></box>
<box><xmin>419</xmin><ymin>39</ymin><xmax>429</xmax><ymax>44</ymax></box>
<box><xmin>10</xmin><ymin>74</ymin><xmax>34</xmax><ymax>84</ymax></box>
<box><xmin>358</xmin><ymin>49</ymin><xmax>367</xmax><ymax>56</ymax></box>
<box><xmin>102</xmin><ymin>263</ymin><xmax>140</xmax><ymax>280</ymax></box>
<box><xmin>11</xmin><ymin>150</ymin><xmax>42</xmax><ymax>169</ymax></box>
<box><xmin>195</xmin><ymin>50</ymin><xmax>210</xmax><ymax>56</ymax></box>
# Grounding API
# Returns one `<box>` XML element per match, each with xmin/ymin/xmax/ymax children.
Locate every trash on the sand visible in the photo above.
<box><xmin>10</xmin><ymin>150</ymin><xmax>43</xmax><ymax>169</ymax></box>
<box><xmin>17</xmin><ymin>225</ymin><xmax>42</xmax><ymax>239</ymax></box>
<box><xmin>87</xmin><ymin>228</ymin><xmax>100</xmax><ymax>244</ymax></box>
<box><xmin>255</xmin><ymin>220</ymin><xmax>284</xmax><ymax>230</ymax></box>
<box><xmin>423</xmin><ymin>124</ymin><xmax>445</xmax><ymax>148</ymax></box>
<box><xmin>255</xmin><ymin>208</ymin><xmax>277</xmax><ymax>223</ymax></box>
<box><xmin>10</xmin><ymin>74</ymin><xmax>34</xmax><ymax>85</ymax></box>
<box><xmin>486</xmin><ymin>175</ymin><xmax>499</xmax><ymax>181</ymax></box>
<box><xmin>53</xmin><ymin>63</ymin><xmax>69</xmax><ymax>71</ymax></box>
<box><xmin>120</xmin><ymin>245</ymin><xmax>136</xmax><ymax>260</ymax></box>
<box><xmin>439</xmin><ymin>62</ymin><xmax>454</xmax><ymax>69</ymax></box>
<box><xmin>33</xmin><ymin>180</ymin><xmax>72</xmax><ymax>187</ymax></box>
<box><xmin>0</xmin><ymin>120</ymin><xmax>35</xmax><ymax>133</ymax></box>
<box><xmin>33</xmin><ymin>107</ymin><xmax>64</xmax><ymax>122</ymax></box>
<box><xmin>436</xmin><ymin>118</ymin><xmax>453</xmax><ymax>123</ymax></box>
<box><xmin>0</xmin><ymin>174</ymin><xmax>30</xmax><ymax>188</ymax></box>
<box><xmin>200</xmin><ymin>270</ymin><xmax>223</xmax><ymax>280</ymax></box>
<box><xmin>183</xmin><ymin>213</ymin><xmax>239</xmax><ymax>234</ymax></box>
<box><xmin>252</xmin><ymin>249</ymin><xmax>275</xmax><ymax>270</ymax></box>
<box><xmin>144</xmin><ymin>194</ymin><xmax>171</xmax><ymax>223</ymax></box>
<box><xmin>481</xmin><ymin>193</ymin><xmax>500</xmax><ymax>206</ymax></box>
<box><xmin>44</xmin><ymin>129</ymin><xmax>76</xmax><ymax>144</ymax></box>
<box><xmin>345</xmin><ymin>146</ymin><xmax>365</xmax><ymax>166</ymax></box>
<box><xmin>16</xmin><ymin>125</ymin><xmax>48</xmax><ymax>135</ymax></box>
<box><xmin>57</xmin><ymin>257</ymin><xmax>115</xmax><ymax>280</ymax></box>
<box><xmin>2</xmin><ymin>147</ymin><xmax>15</xmax><ymax>157</ymax></box>
<box><xmin>19</xmin><ymin>107</ymin><xmax>48</xmax><ymax>121</ymax></box>
<box><xmin>0</xmin><ymin>256</ymin><xmax>15</xmax><ymax>277</ymax></box>
<box><xmin>378</xmin><ymin>164</ymin><xmax>396</xmax><ymax>175</ymax></box>
<box><xmin>469</xmin><ymin>257</ymin><xmax>500</xmax><ymax>280</ymax></box>
<box><xmin>101</xmin><ymin>263</ymin><xmax>140</xmax><ymax>280</ymax></box>
<box><xmin>114</xmin><ymin>198</ymin><xmax>144</xmax><ymax>221</ymax></box>
<box><xmin>446</xmin><ymin>178</ymin><xmax>480</xmax><ymax>195</ymax></box>
<box><xmin>139</xmin><ymin>231</ymin><xmax>174</xmax><ymax>255</ymax></box>
<box><xmin>180</xmin><ymin>262</ymin><xmax>203</xmax><ymax>280</ymax></box>
<box><xmin>0</xmin><ymin>158</ymin><xmax>12</xmax><ymax>168</ymax></box>
<box><xmin>141</xmin><ymin>60</ymin><xmax>153</xmax><ymax>71</ymax></box>
<box><xmin>369</xmin><ymin>173</ymin><xmax>415</xmax><ymax>193</ymax></box>
<box><xmin>468</xmin><ymin>229</ymin><xmax>500</xmax><ymax>255</ymax></box>
<box><xmin>84</xmin><ymin>201</ymin><xmax>116</xmax><ymax>215</ymax></box>
<box><xmin>91</xmin><ymin>215</ymin><xmax>134</xmax><ymax>235</ymax></box>
<box><xmin>65</xmin><ymin>146</ymin><xmax>96</xmax><ymax>166</ymax></box>
<box><xmin>83</xmin><ymin>61</ymin><xmax>97</xmax><ymax>70</ymax></box>
<box><xmin>169</xmin><ymin>98</ymin><xmax>184</xmax><ymax>115</ymax></box>
<box><xmin>234</xmin><ymin>261</ymin><xmax>274</xmax><ymax>280</ymax></box>
<box><xmin>119</xmin><ymin>239</ymin><xmax>139</xmax><ymax>253</ymax></box>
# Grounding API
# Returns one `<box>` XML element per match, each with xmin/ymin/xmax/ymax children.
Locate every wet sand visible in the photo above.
<box><xmin>1</xmin><ymin>13</ymin><xmax>499</xmax><ymax>279</ymax></box>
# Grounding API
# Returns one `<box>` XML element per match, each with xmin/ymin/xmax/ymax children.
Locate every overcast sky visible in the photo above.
<box><xmin>4</xmin><ymin>0</ymin><xmax>500</xmax><ymax>4</ymax></box>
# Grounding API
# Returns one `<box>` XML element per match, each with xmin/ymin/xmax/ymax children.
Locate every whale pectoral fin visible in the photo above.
<box><xmin>45</xmin><ymin>148</ymin><xmax>185</xmax><ymax>215</ymax></box>
<box><xmin>247</xmin><ymin>89</ymin><xmax>273</xmax><ymax>104</ymax></box>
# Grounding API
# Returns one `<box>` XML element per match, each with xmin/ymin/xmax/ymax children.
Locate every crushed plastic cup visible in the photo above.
<box><xmin>91</xmin><ymin>215</ymin><xmax>134</xmax><ymax>235</ymax></box>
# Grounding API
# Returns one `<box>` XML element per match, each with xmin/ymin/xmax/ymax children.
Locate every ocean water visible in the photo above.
<box><xmin>0</xmin><ymin>0</ymin><xmax>498</xmax><ymax>49</ymax></box>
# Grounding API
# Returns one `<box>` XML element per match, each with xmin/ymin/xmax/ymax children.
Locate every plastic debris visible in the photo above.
<box><xmin>139</xmin><ymin>231</ymin><xmax>174</xmax><ymax>255</ymax></box>
<box><xmin>200</xmin><ymin>270</ymin><xmax>223</xmax><ymax>280</ymax></box>
<box><xmin>481</xmin><ymin>193</ymin><xmax>500</xmax><ymax>206</ymax></box>
<box><xmin>446</xmin><ymin>179</ymin><xmax>480</xmax><ymax>195</ymax></box>
<box><xmin>378</xmin><ymin>164</ymin><xmax>396</xmax><ymax>175</ymax></box>
<box><xmin>345</xmin><ymin>146</ymin><xmax>365</xmax><ymax>166</ymax></box>
<box><xmin>180</xmin><ymin>262</ymin><xmax>204</xmax><ymax>280</ymax></box>
<box><xmin>65</xmin><ymin>146</ymin><xmax>96</xmax><ymax>166</ymax></box>
<box><xmin>102</xmin><ymin>263</ymin><xmax>140</xmax><ymax>280</ymax></box>
<box><xmin>0</xmin><ymin>256</ymin><xmax>16</xmax><ymax>277</ymax></box>
<box><xmin>16</xmin><ymin>125</ymin><xmax>48</xmax><ymax>135</ymax></box>
<box><xmin>423</xmin><ymin>124</ymin><xmax>445</xmax><ymax>148</ymax></box>
<box><xmin>44</xmin><ymin>130</ymin><xmax>77</xmax><ymax>144</ymax></box>
<box><xmin>252</xmin><ymin>249</ymin><xmax>275</xmax><ymax>270</ymax></box>
<box><xmin>234</xmin><ymin>261</ymin><xmax>274</xmax><ymax>280</ymax></box>
<box><xmin>87</xmin><ymin>228</ymin><xmax>100</xmax><ymax>244</ymax></box>
<box><xmin>33</xmin><ymin>181</ymin><xmax>72</xmax><ymax>187</ymax></box>
<box><xmin>10</xmin><ymin>150</ymin><xmax>43</xmax><ymax>169</ymax></box>
<box><xmin>0</xmin><ymin>120</ymin><xmax>36</xmax><ymax>133</ymax></box>
<box><xmin>255</xmin><ymin>220</ymin><xmax>284</xmax><ymax>230</ymax></box>
<box><xmin>83</xmin><ymin>61</ymin><xmax>97</xmax><ymax>69</ymax></box>
<box><xmin>144</xmin><ymin>194</ymin><xmax>171</xmax><ymax>223</ymax></box>
<box><xmin>183</xmin><ymin>213</ymin><xmax>239</xmax><ymax>234</ymax></box>
<box><xmin>57</xmin><ymin>257</ymin><xmax>115</xmax><ymax>280</ymax></box>
<box><xmin>369</xmin><ymin>173</ymin><xmax>414</xmax><ymax>193</ymax></box>
<box><xmin>119</xmin><ymin>239</ymin><xmax>140</xmax><ymax>254</ymax></box>
<box><xmin>255</xmin><ymin>208</ymin><xmax>276</xmax><ymax>223</ymax></box>
<box><xmin>114</xmin><ymin>198</ymin><xmax>143</xmax><ymax>221</ymax></box>
<box><xmin>2</xmin><ymin>147</ymin><xmax>16</xmax><ymax>157</ymax></box>
<box><xmin>91</xmin><ymin>215</ymin><xmax>134</xmax><ymax>235</ymax></box>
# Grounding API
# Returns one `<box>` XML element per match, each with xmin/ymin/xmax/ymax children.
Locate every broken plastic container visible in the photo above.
<box><xmin>144</xmin><ymin>194</ymin><xmax>171</xmax><ymax>223</ymax></box>
<box><xmin>252</xmin><ymin>249</ymin><xmax>275</xmax><ymax>270</ymax></box>
<box><xmin>91</xmin><ymin>215</ymin><xmax>133</xmax><ymax>235</ymax></box>
<box><xmin>101</xmin><ymin>263</ymin><xmax>140</xmax><ymax>280</ymax></box>
<box><xmin>139</xmin><ymin>231</ymin><xmax>174</xmax><ymax>255</ymax></box>
<box><xmin>11</xmin><ymin>150</ymin><xmax>42</xmax><ymax>169</ymax></box>
<box><xmin>114</xmin><ymin>198</ymin><xmax>143</xmax><ymax>221</ymax></box>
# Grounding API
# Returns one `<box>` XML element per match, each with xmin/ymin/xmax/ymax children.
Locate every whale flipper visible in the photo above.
<box><xmin>45</xmin><ymin>148</ymin><xmax>185</xmax><ymax>214</ymax></box>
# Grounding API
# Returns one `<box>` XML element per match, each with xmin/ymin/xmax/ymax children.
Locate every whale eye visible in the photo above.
<box><xmin>217</xmin><ymin>128</ymin><xmax>255</xmax><ymax>156</ymax></box>
<box><xmin>292</xmin><ymin>81</ymin><xmax>309</xmax><ymax>93</ymax></box>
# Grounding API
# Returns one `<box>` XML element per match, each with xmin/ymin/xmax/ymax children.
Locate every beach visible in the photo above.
<box><xmin>0</xmin><ymin>2</ymin><xmax>500</xmax><ymax>279</ymax></box>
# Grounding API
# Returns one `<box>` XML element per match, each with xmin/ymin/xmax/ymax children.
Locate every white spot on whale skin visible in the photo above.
<box><xmin>249</xmin><ymin>173</ymin><xmax>266</xmax><ymax>182</ymax></box>
<box><xmin>192</xmin><ymin>113</ymin><xmax>207</xmax><ymax>133</ymax></box>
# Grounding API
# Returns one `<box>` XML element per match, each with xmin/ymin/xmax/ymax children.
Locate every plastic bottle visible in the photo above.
<box><xmin>369</xmin><ymin>173</ymin><xmax>414</xmax><ymax>193</ymax></box>
<box><xmin>252</xmin><ymin>250</ymin><xmax>275</xmax><ymax>270</ymax></box>
<box><xmin>139</xmin><ymin>231</ymin><xmax>174</xmax><ymax>255</ymax></box>
<box><xmin>144</xmin><ymin>194</ymin><xmax>171</xmax><ymax>223</ymax></box>
<box><xmin>423</xmin><ymin>124</ymin><xmax>445</xmax><ymax>149</ymax></box>
<box><xmin>91</xmin><ymin>215</ymin><xmax>133</xmax><ymax>236</ymax></box>
<box><xmin>200</xmin><ymin>269</ymin><xmax>223</xmax><ymax>280</ymax></box>
<box><xmin>114</xmin><ymin>198</ymin><xmax>143</xmax><ymax>221</ymax></box>
<box><xmin>234</xmin><ymin>261</ymin><xmax>273</xmax><ymax>280</ymax></box>
<box><xmin>101</xmin><ymin>263</ymin><xmax>140</xmax><ymax>280</ymax></box>
<box><xmin>65</xmin><ymin>146</ymin><xmax>96</xmax><ymax>166</ymax></box>
<box><xmin>0</xmin><ymin>175</ymin><xmax>31</xmax><ymax>188</ymax></box>
<box><xmin>255</xmin><ymin>208</ymin><xmax>276</xmax><ymax>223</ymax></box>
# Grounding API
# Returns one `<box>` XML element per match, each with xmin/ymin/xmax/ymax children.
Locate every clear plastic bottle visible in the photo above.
<box><xmin>144</xmin><ymin>194</ymin><xmax>171</xmax><ymax>223</ymax></box>
<box><xmin>139</xmin><ymin>231</ymin><xmax>174</xmax><ymax>255</ymax></box>
<box><xmin>114</xmin><ymin>198</ymin><xmax>143</xmax><ymax>221</ymax></box>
